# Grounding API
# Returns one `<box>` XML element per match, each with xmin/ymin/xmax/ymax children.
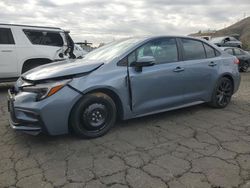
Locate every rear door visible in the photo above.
<box><xmin>178</xmin><ymin>38</ymin><xmax>220</xmax><ymax>103</ymax></box>
<box><xmin>0</xmin><ymin>27</ymin><xmax>18</xmax><ymax>78</ymax></box>
<box><xmin>128</xmin><ymin>37</ymin><xmax>186</xmax><ymax>115</ymax></box>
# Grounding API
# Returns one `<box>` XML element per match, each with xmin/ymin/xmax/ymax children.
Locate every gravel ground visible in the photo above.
<box><xmin>0</xmin><ymin>73</ymin><xmax>250</xmax><ymax>188</ymax></box>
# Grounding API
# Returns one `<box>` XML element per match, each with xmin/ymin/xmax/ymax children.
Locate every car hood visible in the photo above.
<box><xmin>22</xmin><ymin>59</ymin><xmax>104</xmax><ymax>82</ymax></box>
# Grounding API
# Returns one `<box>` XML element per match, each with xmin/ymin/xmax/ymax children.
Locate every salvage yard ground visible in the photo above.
<box><xmin>0</xmin><ymin>73</ymin><xmax>250</xmax><ymax>188</ymax></box>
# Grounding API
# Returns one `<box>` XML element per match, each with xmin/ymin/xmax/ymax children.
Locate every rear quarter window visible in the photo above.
<box><xmin>203</xmin><ymin>43</ymin><xmax>219</xmax><ymax>58</ymax></box>
<box><xmin>23</xmin><ymin>29</ymin><xmax>63</xmax><ymax>47</ymax></box>
<box><xmin>0</xmin><ymin>28</ymin><xmax>15</xmax><ymax>44</ymax></box>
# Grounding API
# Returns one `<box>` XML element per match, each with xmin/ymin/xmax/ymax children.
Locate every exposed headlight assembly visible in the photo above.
<box><xmin>21</xmin><ymin>79</ymin><xmax>72</xmax><ymax>101</ymax></box>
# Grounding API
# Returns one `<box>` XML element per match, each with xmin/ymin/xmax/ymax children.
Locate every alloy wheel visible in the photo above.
<box><xmin>216</xmin><ymin>79</ymin><xmax>233</xmax><ymax>106</ymax></box>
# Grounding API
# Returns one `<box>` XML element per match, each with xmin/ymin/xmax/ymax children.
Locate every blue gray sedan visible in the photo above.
<box><xmin>8</xmin><ymin>36</ymin><xmax>241</xmax><ymax>138</ymax></box>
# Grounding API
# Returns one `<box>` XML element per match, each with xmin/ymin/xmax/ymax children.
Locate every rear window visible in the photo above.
<box><xmin>181</xmin><ymin>39</ymin><xmax>206</xmax><ymax>60</ymax></box>
<box><xmin>23</xmin><ymin>29</ymin><xmax>63</xmax><ymax>47</ymax></box>
<box><xmin>0</xmin><ymin>28</ymin><xmax>15</xmax><ymax>44</ymax></box>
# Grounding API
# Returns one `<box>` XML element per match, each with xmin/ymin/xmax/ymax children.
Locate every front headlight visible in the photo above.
<box><xmin>21</xmin><ymin>79</ymin><xmax>72</xmax><ymax>101</ymax></box>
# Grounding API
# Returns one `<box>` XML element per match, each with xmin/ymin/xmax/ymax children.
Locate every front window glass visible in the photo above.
<box><xmin>210</xmin><ymin>37</ymin><xmax>224</xmax><ymax>43</ymax></box>
<box><xmin>229</xmin><ymin>37</ymin><xmax>237</xmax><ymax>41</ymax></box>
<box><xmin>129</xmin><ymin>38</ymin><xmax>178</xmax><ymax>64</ymax></box>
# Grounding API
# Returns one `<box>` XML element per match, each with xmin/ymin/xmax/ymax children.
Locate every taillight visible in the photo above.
<box><xmin>234</xmin><ymin>58</ymin><xmax>240</xmax><ymax>65</ymax></box>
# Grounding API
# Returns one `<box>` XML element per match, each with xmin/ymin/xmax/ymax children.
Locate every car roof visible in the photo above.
<box><xmin>143</xmin><ymin>35</ymin><xmax>202</xmax><ymax>39</ymax></box>
<box><xmin>0</xmin><ymin>23</ymin><xmax>62</xmax><ymax>31</ymax></box>
<box><xmin>132</xmin><ymin>35</ymin><xmax>211</xmax><ymax>42</ymax></box>
<box><xmin>220</xmin><ymin>47</ymin><xmax>242</xmax><ymax>50</ymax></box>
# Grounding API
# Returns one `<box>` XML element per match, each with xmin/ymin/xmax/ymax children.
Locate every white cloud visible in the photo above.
<box><xmin>0</xmin><ymin>0</ymin><xmax>249</xmax><ymax>44</ymax></box>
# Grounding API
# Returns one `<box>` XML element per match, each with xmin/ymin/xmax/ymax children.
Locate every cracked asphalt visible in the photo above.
<box><xmin>0</xmin><ymin>73</ymin><xmax>250</xmax><ymax>188</ymax></box>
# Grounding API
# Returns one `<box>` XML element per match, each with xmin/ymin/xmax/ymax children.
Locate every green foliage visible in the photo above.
<box><xmin>242</xmin><ymin>42</ymin><xmax>250</xmax><ymax>51</ymax></box>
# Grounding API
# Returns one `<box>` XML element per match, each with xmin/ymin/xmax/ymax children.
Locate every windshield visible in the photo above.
<box><xmin>83</xmin><ymin>38</ymin><xmax>144</xmax><ymax>62</ymax></box>
<box><xmin>210</xmin><ymin>37</ymin><xmax>225</xmax><ymax>43</ymax></box>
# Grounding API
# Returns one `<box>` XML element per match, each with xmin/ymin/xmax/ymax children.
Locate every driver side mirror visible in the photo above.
<box><xmin>131</xmin><ymin>56</ymin><xmax>155</xmax><ymax>72</ymax></box>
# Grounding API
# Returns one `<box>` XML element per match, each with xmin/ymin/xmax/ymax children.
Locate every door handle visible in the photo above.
<box><xmin>1</xmin><ymin>50</ymin><xmax>13</xmax><ymax>52</ymax></box>
<box><xmin>173</xmin><ymin>66</ymin><xmax>185</xmax><ymax>72</ymax></box>
<box><xmin>209</xmin><ymin>62</ymin><xmax>217</xmax><ymax>67</ymax></box>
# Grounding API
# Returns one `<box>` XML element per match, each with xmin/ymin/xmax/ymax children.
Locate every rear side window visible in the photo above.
<box><xmin>181</xmin><ymin>39</ymin><xmax>206</xmax><ymax>60</ymax></box>
<box><xmin>23</xmin><ymin>29</ymin><xmax>63</xmax><ymax>47</ymax></box>
<box><xmin>203</xmin><ymin>43</ymin><xmax>216</xmax><ymax>58</ymax></box>
<box><xmin>0</xmin><ymin>28</ymin><xmax>15</xmax><ymax>44</ymax></box>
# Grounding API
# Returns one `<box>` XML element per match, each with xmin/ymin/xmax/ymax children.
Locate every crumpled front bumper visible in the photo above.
<box><xmin>8</xmin><ymin>89</ymin><xmax>44</xmax><ymax>135</ymax></box>
<box><xmin>7</xmin><ymin>85</ymin><xmax>82</xmax><ymax>136</ymax></box>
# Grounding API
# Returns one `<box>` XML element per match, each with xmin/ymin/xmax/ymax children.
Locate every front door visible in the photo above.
<box><xmin>0</xmin><ymin>27</ymin><xmax>17</xmax><ymax>79</ymax></box>
<box><xmin>128</xmin><ymin>37</ymin><xmax>186</xmax><ymax>115</ymax></box>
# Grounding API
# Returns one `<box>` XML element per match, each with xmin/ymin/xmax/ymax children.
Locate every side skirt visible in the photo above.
<box><xmin>125</xmin><ymin>101</ymin><xmax>205</xmax><ymax>120</ymax></box>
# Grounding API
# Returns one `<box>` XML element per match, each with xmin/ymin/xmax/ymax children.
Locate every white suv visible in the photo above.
<box><xmin>0</xmin><ymin>24</ymin><xmax>83</xmax><ymax>82</ymax></box>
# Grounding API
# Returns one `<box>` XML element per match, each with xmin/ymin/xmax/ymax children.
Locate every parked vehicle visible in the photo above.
<box><xmin>74</xmin><ymin>44</ymin><xmax>88</xmax><ymax>58</ymax></box>
<box><xmin>210</xmin><ymin>36</ymin><xmax>242</xmax><ymax>48</ymax></box>
<box><xmin>0</xmin><ymin>24</ymin><xmax>79</xmax><ymax>82</ymax></box>
<box><xmin>221</xmin><ymin>47</ymin><xmax>250</xmax><ymax>72</ymax></box>
<box><xmin>8</xmin><ymin>36</ymin><xmax>241</xmax><ymax>138</ymax></box>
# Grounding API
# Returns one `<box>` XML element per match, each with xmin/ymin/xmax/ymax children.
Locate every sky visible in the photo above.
<box><xmin>0</xmin><ymin>0</ymin><xmax>250</xmax><ymax>45</ymax></box>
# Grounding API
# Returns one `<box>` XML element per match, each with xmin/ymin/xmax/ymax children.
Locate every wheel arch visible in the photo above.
<box><xmin>21</xmin><ymin>58</ymin><xmax>52</xmax><ymax>73</ymax></box>
<box><xmin>70</xmin><ymin>86</ymin><xmax>125</xmax><ymax>120</ymax></box>
<box><xmin>67</xmin><ymin>87</ymin><xmax>124</xmax><ymax>134</ymax></box>
<box><xmin>220</xmin><ymin>73</ymin><xmax>235</xmax><ymax>91</ymax></box>
<box><xmin>85</xmin><ymin>88</ymin><xmax>124</xmax><ymax>120</ymax></box>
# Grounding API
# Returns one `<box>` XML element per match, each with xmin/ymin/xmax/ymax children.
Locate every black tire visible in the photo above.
<box><xmin>69</xmin><ymin>93</ymin><xmax>117</xmax><ymax>138</ymax></box>
<box><xmin>240</xmin><ymin>61</ymin><xmax>249</xmax><ymax>72</ymax></box>
<box><xmin>209</xmin><ymin>77</ymin><xmax>233</xmax><ymax>108</ymax></box>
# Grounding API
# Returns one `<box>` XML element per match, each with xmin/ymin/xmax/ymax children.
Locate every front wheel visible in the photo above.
<box><xmin>209</xmin><ymin>77</ymin><xmax>233</xmax><ymax>108</ymax></box>
<box><xmin>69</xmin><ymin>93</ymin><xmax>117</xmax><ymax>138</ymax></box>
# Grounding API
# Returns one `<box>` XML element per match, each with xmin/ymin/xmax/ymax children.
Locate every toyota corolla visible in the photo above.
<box><xmin>8</xmin><ymin>36</ymin><xmax>241</xmax><ymax>138</ymax></box>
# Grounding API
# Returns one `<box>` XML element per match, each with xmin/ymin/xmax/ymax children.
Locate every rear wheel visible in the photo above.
<box><xmin>240</xmin><ymin>61</ymin><xmax>249</xmax><ymax>72</ymax></box>
<box><xmin>70</xmin><ymin>93</ymin><xmax>117</xmax><ymax>138</ymax></box>
<box><xmin>209</xmin><ymin>77</ymin><xmax>233</xmax><ymax>108</ymax></box>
